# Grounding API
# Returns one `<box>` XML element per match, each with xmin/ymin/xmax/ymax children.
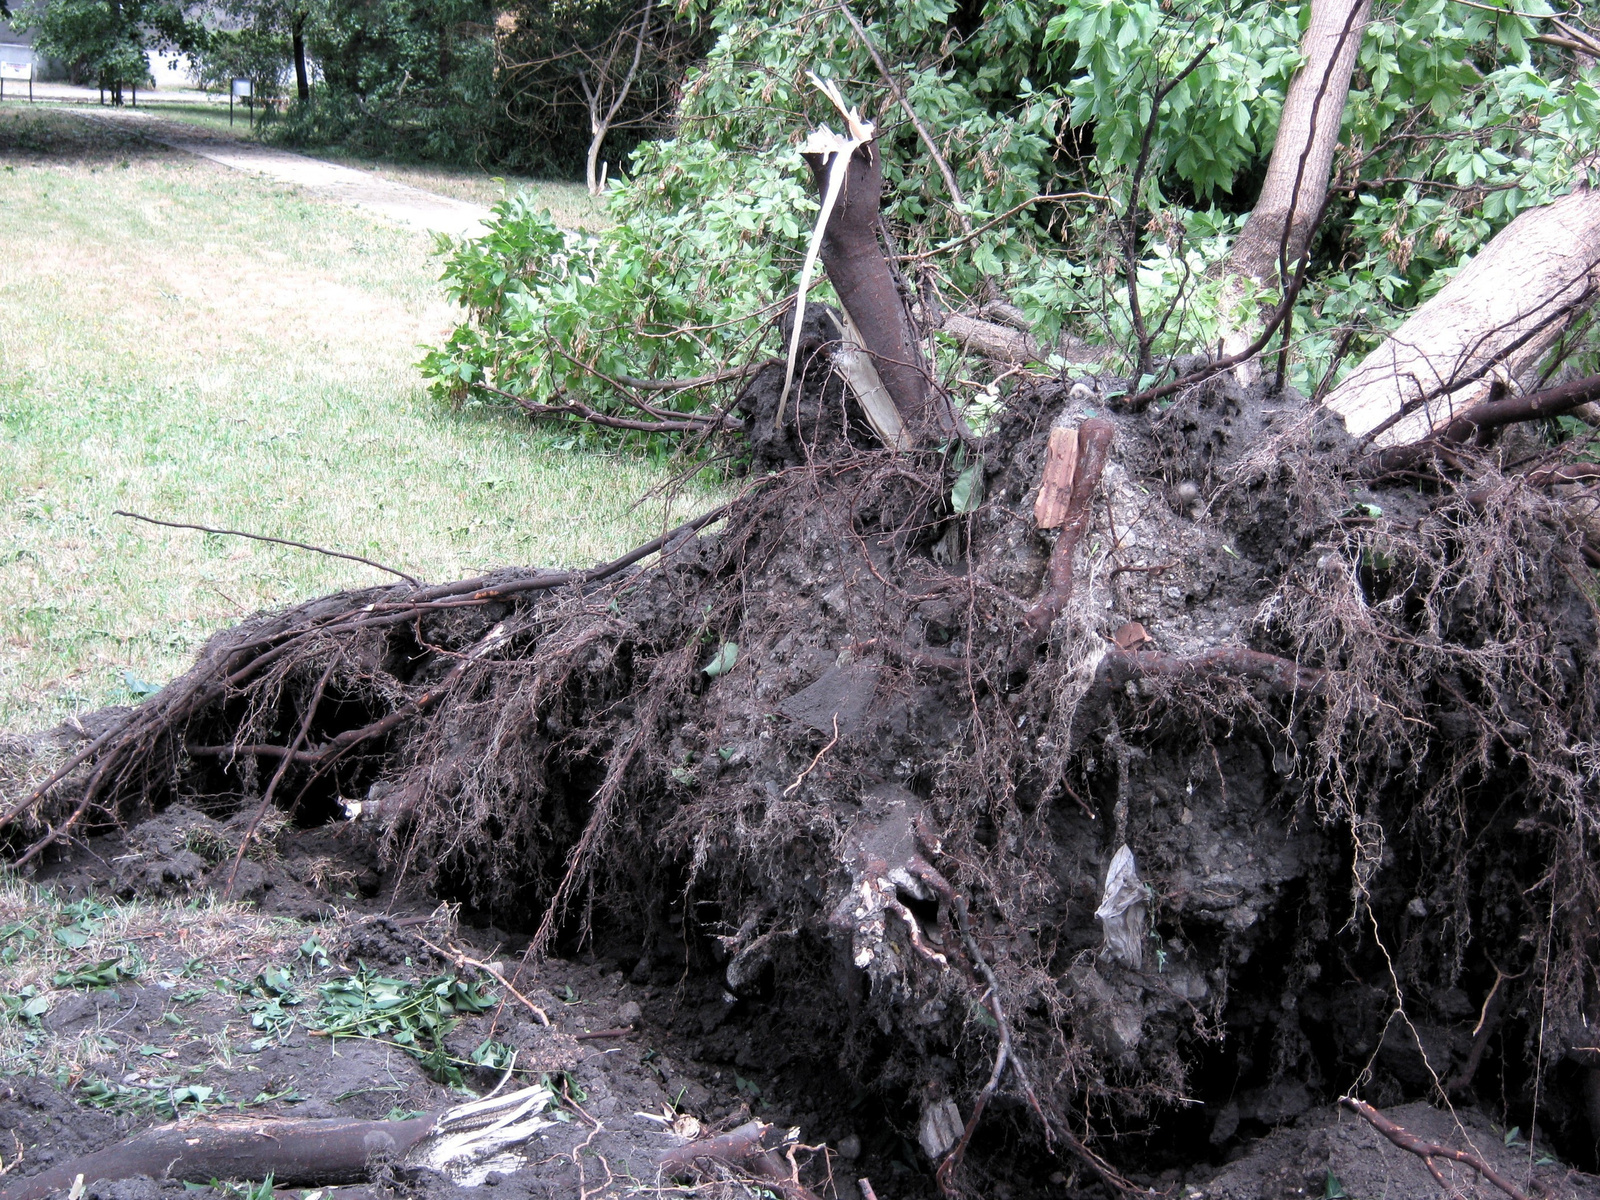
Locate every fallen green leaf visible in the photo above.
<box><xmin>703</xmin><ymin>641</ymin><xmax>738</xmax><ymax>677</ymax></box>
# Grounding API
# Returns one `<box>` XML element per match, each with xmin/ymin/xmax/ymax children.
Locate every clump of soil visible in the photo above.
<box><xmin>4</xmin><ymin>363</ymin><xmax>1598</xmax><ymax>1199</ymax></box>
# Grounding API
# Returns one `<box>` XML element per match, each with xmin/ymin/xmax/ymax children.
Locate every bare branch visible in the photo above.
<box><xmin>1125</xmin><ymin>40</ymin><xmax>1216</xmax><ymax>378</ymax></box>
<box><xmin>114</xmin><ymin>510</ymin><xmax>420</xmax><ymax>585</ymax></box>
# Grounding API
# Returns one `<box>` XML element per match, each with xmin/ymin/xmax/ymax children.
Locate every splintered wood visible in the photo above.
<box><xmin>1034</xmin><ymin>424</ymin><xmax>1079</xmax><ymax>528</ymax></box>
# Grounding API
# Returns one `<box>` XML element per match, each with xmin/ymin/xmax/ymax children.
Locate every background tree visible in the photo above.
<box><xmin>20</xmin><ymin>0</ymin><xmax>197</xmax><ymax>103</ymax></box>
<box><xmin>425</xmin><ymin>0</ymin><xmax>1600</xmax><ymax>427</ymax></box>
<box><xmin>493</xmin><ymin>0</ymin><xmax>699</xmax><ymax>195</ymax></box>
<box><xmin>187</xmin><ymin>0</ymin><xmax>312</xmax><ymax>105</ymax></box>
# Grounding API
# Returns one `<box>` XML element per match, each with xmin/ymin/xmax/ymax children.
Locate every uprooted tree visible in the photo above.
<box><xmin>7</xmin><ymin>0</ymin><xmax>1600</xmax><ymax>1196</ymax></box>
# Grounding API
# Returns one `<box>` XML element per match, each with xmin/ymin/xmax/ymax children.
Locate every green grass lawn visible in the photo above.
<box><xmin>0</xmin><ymin>107</ymin><xmax>713</xmax><ymax>732</ymax></box>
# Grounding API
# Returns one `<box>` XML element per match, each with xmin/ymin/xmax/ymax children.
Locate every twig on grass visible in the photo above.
<box><xmin>114</xmin><ymin>510</ymin><xmax>420</xmax><ymax>585</ymax></box>
<box><xmin>482</xmin><ymin>380</ymin><xmax>740</xmax><ymax>436</ymax></box>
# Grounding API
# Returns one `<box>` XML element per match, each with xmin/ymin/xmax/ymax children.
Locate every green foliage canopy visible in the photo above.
<box><xmin>425</xmin><ymin>0</ymin><xmax>1600</xmax><ymax>426</ymax></box>
<box><xmin>20</xmin><ymin>0</ymin><xmax>197</xmax><ymax>98</ymax></box>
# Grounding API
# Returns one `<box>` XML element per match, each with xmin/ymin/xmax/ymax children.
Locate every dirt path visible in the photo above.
<box><xmin>79</xmin><ymin>108</ymin><xmax>491</xmax><ymax>238</ymax></box>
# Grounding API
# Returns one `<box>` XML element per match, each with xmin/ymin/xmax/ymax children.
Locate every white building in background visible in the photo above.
<box><xmin>0</xmin><ymin>19</ymin><xmax>40</xmax><ymax>74</ymax></box>
<box><xmin>0</xmin><ymin>14</ymin><xmax>201</xmax><ymax>88</ymax></box>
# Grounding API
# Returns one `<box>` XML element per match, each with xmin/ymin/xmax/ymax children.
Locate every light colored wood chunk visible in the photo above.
<box><xmin>1034</xmin><ymin>425</ymin><xmax>1079</xmax><ymax>528</ymax></box>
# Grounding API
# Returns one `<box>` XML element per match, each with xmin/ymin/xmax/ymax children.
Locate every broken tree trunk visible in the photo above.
<box><xmin>803</xmin><ymin>140</ymin><xmax>956</xmax><ymax>437</ymax></box>
<box><xmin>3</xmin><ymin>1101</ymin><xmax>825</xmax><ymax>1200</ymax></box>
<box><xmin>1326</xmin><ymin>180</ymin><xmax>1600</xmax><ymax>446</ymax></box>
<box><xmin>0</xmin><ymin>1086</ymin><xmax>560</xmax><ymax>1200</ymax></box>
<box><xmin>1217</xmin><ymin>0</ymin><xmax>1370</xmax><ymax>377</ymax></box>
<box><xmin>0</xmin><ymin>1114</ymin><xmax>437</xmax><ymax>1200</ymax></box>
<box><xmin>1227</xmin><ymin>0</ymin><xmax>1371</xmax><ymax>282</ymax></box>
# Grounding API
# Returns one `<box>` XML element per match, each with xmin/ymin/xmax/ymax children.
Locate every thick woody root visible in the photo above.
<box><xmin>0</xmin><ymin>1089</ymin><xmax>822</xmax><ymax>1200</ymax></box>
<box><xmin>1340</xmin><ymin>1098</ymin><xmax>1531</xmax><ymax>1200</ymax></box>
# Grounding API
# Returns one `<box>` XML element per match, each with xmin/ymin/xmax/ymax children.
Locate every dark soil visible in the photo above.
<box><xmin>4</xmin><ymin>361</ymin><xmax>1599</xmax><ymax>1200</ymax></box>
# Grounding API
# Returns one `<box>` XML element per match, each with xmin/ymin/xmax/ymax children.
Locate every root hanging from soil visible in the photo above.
<box><xmin>6</xmin><ymin>359</ymin><xmax>1600</xmax><ymax>1195</ymax></box>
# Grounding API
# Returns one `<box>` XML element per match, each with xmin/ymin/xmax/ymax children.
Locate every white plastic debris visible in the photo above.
<box><xmin>1095</xmin><ymin>844</ymin><xmax>1148</xmax><ymax>970</ymax></box>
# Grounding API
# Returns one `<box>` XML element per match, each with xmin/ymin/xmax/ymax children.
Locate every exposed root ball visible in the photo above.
<box><xmin>6</xmin><ymin>373</ymin><xmax>1598</xmax><ymax>1193</ymax></box>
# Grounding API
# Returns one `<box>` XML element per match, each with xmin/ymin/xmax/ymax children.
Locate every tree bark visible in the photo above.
<box><xmin>803</xmin><ymin>141</ymin><xmax>954</xmax><ymax>435</ymax></box>
<box><xmin>1326</xmin><ymin>182</ymin><xmax>1600</xmax><ymax>446</ymax></box>
<box><xmin>292</xmin><ymin>15</ymin><xmax>309</xmax><ymax>103</ymax></box>
<box><xmin>586</xmin><ymin>113</ymin><xmax>604</xmax><ymax>195</ymax></box>
<box><xmin>1216</xmin><ymin>0</ymin><xmax>1370</xmax><ymax>380</ymax></box>
<box><xmin>0</xmin><ymin>1114</ymin><xmax>437</xmax><ymax>1200</ymax></box>
<box><xmin>1227</xmin><ymin>0</ymin><xmax>1371</xmax><ymax>282</ymax></box>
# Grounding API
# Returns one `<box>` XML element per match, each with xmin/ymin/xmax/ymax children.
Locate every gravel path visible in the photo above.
<box><xmin>81</xmin><ymin>109</ymin><xmax>491</xmax><ymax>239</ymax></box>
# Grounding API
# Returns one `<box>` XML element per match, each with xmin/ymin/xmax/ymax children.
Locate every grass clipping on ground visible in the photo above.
<box><xmin>0</xmin><ymin>881</ymin><xmax>305</xmax><ymax>1084</ymax></box>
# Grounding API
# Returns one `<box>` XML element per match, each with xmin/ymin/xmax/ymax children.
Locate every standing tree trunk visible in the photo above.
<box><xmin>1326</xmin><ymin>181</ymin><xmax>1600</xmax><ymax>446</ymax></box>
<box><xmin>1216</xmin><ymin>0</ymin><xmax>1370</xmax><ymax>378</ymax></box>
<box><xmin>799</xmin><ymin>139</ymin><xmax>958</xmax><ymax>438</ymax></box>
<box><xmin>292</xmin><ymin>13</ymin><xmax>309</xmax><ymax>102</ymax></box>
<box><xmin>582</xmin><ymin>4</ymin><xmax>650</xmax><ymax>196</ymax></box>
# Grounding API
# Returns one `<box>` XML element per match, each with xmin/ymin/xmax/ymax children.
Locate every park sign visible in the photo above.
<box><xmin>229</xmin><ymin>77</ymin><xmax>254</xmax><ymax>126</ymax></box>
<box><xmin>0</xmin><ymin>52</ymin><xmax>33</xmax><ymax>101</ymax></box>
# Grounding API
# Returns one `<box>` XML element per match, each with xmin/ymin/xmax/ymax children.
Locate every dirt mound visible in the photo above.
<box><xmin>3</xmin><ymin>366</ymin><xmax>1598</xmax><ymax>1198</ymax></box>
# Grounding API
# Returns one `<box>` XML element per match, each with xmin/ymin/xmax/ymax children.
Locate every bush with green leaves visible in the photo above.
<box><xmin>422</xmin><ymin>142</ymin><xmax>824</xmax><ymax>426</ymax></box>
<box><xmin>425</xmin><ymin>0</ymin><xmax>1600</xmax><ymax>420</ymax></box>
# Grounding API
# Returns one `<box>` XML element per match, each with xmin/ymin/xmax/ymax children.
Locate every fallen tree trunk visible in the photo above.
<box><xmin>1216</xmin><ymin>0</ymin><xmax>1370</xmax><ymax>376</ymax></box>
<box><xmin>3</xmin><ymin>1102</ymin><xmax>823</xmax><ymax>1200</ymax></box>
<box><xmin>0</xmin><ymin>1114</ymin><xmax>438</xmax><ymax>1200</ymax></box>
<box><xmin>1226</xmin><ymin>0</ymin><xmax>1371</xmax><ymax>283</ymax></box>
<box><xmin>1327</xmin><ymin>181</ymin><xmax>1600</xmax><ymax>446</ymax></box>
<box><xmin>940</xmin><ymin>311</ymin><xmax>1043</xmax><ymax>365</ymax></box>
